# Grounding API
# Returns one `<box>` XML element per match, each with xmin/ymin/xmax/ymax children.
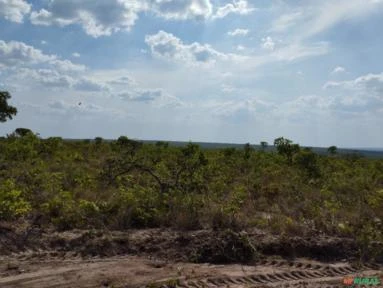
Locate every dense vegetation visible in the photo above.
<box><xmin>0</xmin><ymin>92</ymin><xmax>382</xmax><ymax>261</ymax></box>
<box><xmin>0</xmin><ymin>129</ymin><xmax>382</xmax><ymax>243</ymax></box>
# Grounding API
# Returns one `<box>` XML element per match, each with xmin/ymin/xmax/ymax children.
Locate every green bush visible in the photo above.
<box><xmin>0</xmin><ymin>179</ymin><xmax>31</xmax><ymax>220</ymax></box>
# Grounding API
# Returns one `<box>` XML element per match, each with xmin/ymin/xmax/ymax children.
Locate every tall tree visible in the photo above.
<box><xmin>0</xmin><ymin>91</ymin><xmax>17</xmax><ymax>122</ymax></box>
<box><xmin>274</xmin><ymin>137</ymin><xmax>300</xmax><ymax>164</ymax></box>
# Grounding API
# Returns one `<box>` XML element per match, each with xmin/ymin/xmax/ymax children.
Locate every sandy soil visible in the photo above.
<box><xmin>1</xmin><ymin>254</ymin><xmax>382</xmax><ymax>288</ymax></box>
<box><xmin>1</xmin><ymin>227</ymin><xmax>382</xmax><ymax>287</ymax></box>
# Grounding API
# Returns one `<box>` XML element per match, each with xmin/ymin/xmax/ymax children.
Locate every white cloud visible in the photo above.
<box><xmin>323</xmin><ymin>73</ymin><xmax>383</xmax><ymax>112</ymax></box>
<box><xmin>0</xmin><ymin>40</ymin><xmax>85</xmax><ymax>72</ymax></box>
<box><xmin>50</xmin><ymin>59</ymin><xmax>86</xmax><ymax>72</ymax></box>
<box><xmin>305</xmin><ymin>0</ymin><xmax>383</xmax><ymax>38</ymax></box>
<box><xmin>271</xmin><ymin>11</ymin><xmax>303</xmax><ymax>33</ymax></box>
<box><xmin>279</xmin><ymin>94</ymin><xmax>332</xmax><ymax>116</ymax></box>
<box><xmin>271</xmin><ymin>41</ymin><xmax>329</xmax><ymax>62</ymax></box>
<box><xmin>110</xmin><ymin>74</ymin><xmax>184</xmax><ymax>107</ymax></box>
<box><xmin>28</xmin><ymin>0</ymin><xmax>218</xmax><ymax>37</ymax></box>
<box><xmin>324</xmin><ymin>73</ymin><xmax>383</xmax><ymax>93</ymax></box>
<box><xmin>45</xmin><ymin>100</ymin><xmax>126</xmax><ymax>117</ymax></box>
<box><xmin>41</xmin><ymin>40</ymin><xmax>47</xmax><ymax>45</ymax></box>
<box><xmin>261</xmin><ymin>37</ymin><xmax>276</xmax><ymax>51</ymax></box>
<box><xmin>118</xmin><ymin>89</ymin><xmax>163</xmax><ymax>102</ymax></box>
<box><xmin>204</xmin><ymin>98</ymin><xmax>274</xmax><ymax>122</ymax></box>
<box><xmin>73</xmin><ymin>78</ymin><xmax>109</xmax><ymax>92</ymax></box>
<box><xmin>150</xmin><ymin>0</ymin><xmax>213</xmax><ymax>20</ymax></box>
<box><xmin>72</xmin><ymin>52</ymin><xmax>81</xmax><ymax>58</ymax></box>
<box><xmin>213</xmin><ymin>0</ymin><xmax>255</xmax><ymax>19</ymax></box>
<box><xmin>30</xmin><ymin>0</ymin><xmax>147</xmax><ymax>37</ymax></box>
<box><xmin>145</xmin><ymin>30</ymin><xmax>240</xmax><ymax>66</ymax></box>
<box><xmin>26</xmin><ymin>0</ymin><xmax>257</xmax><ymax>37</ymax></box>
<box><xmin>0</xmin><ymin>0</ymin><xmax>31</xmax><ymax>23</ymax></box>
<box><xmin>269</xmin><ymin>1</ymin><xmax>383</xmax><ymax>41</ymax></box>
<box><xmin>13</xmin><ymin>68</ymin><xmax>75</xmax><ymax>89</ymax></box>
<box><xmin>331</xmin><ymin>66</ymin><xmax>346</xmax><ymax>74</ymax></box>
<box><xmin>7</xmin><ymin>68</ymin><xmax>108</xmax><ymax>92</ymax></box>
<box><xmin>0</xmin><ymin>40</ymin><xmax>55</xmax><ymax>67</ymax></box>
<box><xmin>236</xmin><ymin>45</ymin><xmax>245</xmax><ymax>51</ymax></box>
<box><xmin>228</xmin><ymin>28</ymin><xmax>249</xmax><ymax>36</ymax></box>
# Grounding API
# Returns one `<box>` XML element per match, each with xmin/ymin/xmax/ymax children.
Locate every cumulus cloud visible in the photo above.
<box><xmin>0</xmin><ymin>0</ymin><xmax>31</xmax><ymax>23</ymax></box>
<box><xmin>72</xmin><ymin>52</ymin><xmax>81</xmax><ymax>58</ymax></box>
<box><xmin>114</xmin><ymin>79</ymin><xmax>184</xmax><ymax>107</ymax></box>
<box><xmin>0</xmin><ymin>40</ymin><xmax>85</xmax><ymax>72</ymax></box>
<box><xmin>0</xmin><ymin>40</ymin><xmax>55</xmax><ymax>67</ymax></box>
<box><xmin>45</xmin><ymin>100</ymin><xmax>126</xmax><ymax>118</ymax></box>
<box><xmin>7</xmin><ymin>68</ymin><xmax>108</xmax><ymax>92</ymax></box>
<box><xmin>323</xmin><ymin>73</ymin><xmax>383</xmax><ymax>112</ymax></box>
<box><xmin>261</xmin><ymin>37</ymin><xmax>276</xmax><ymax>51</ymax></box>
<box><xmin>279</xmin><ymin>94</ymin><xmax>332</xmax><ymax>116</ymax></box>
<box><xmin>145</xmin><ymin>30</ymin><xmax>243</xmax><ymax>66</ymax></box>
<box><xmin>28</xmin><ymin>0</ymin><xmax>217</xmax><ymax>38</ymax></box>
<box><xmin>73</xmin><ymin>78</ymin><xmax>109</xmax><ymax>92</ymax></box>
<box><xmin>204</xmin><ymin>98</ymin><xmax>274</xmax><ymax>123</ymax></box>
<box><xmin>14</xmin><ymin>68</ymin><xmax>74</xmax><ymax>89</ymax></box>
<box><xmin>26</xmin><ymin>0</ymin><xmax>258</xmax><ymax>37</ymax></box>
<box><xmin>331</xmin><ymin>66</ymin><xmax>346</xmax><ymax>74</ymax></box>
<box><xmin>145</xmin><ymin>30</ymin><xmax>222</xmax><ymax>64</ymax></box>
<box><xmin>118</xmin><ymin>89</ymin><xmax>163</xmax><ymax>102</ymax></box>
<box><xmin>150</xmin><ymin>0</ymin><xmax>213</xmax><ymax>20</ymax></box>
<box><xmin>227</xmin><ymin>28</ymin><xmax>249</xmax><ymax>36</ymax></box>
<box><xmin>324</xmin><ymin>73</ymin><xmax>383</xmax><ymax>93</ymax></box>
<box><xmin>30</xmin><ymin>0</ymin><xmax>147</xmax><ymax>37</ymax></box>
<box><xmin>213</xmin><ymin>0</ymin><xmax>255</xmax><ymax>19</ymax></box>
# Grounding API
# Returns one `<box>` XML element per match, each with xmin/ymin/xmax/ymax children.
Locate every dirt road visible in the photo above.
<box><xmin>0</xmin><ymin>228</ymin><xmax>382</xmax><ymax>287</ymax></box>
<box><xmin>1</xmin><ymin>255</ymin><xmax>382</xmax><ymax>287</ymax></box>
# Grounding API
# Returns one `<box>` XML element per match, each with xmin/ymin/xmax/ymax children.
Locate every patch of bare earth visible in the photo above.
<box><xmin>0</xmin><ymin>227</ymin><xmax>382</xmax><ymax>287</ymax></box>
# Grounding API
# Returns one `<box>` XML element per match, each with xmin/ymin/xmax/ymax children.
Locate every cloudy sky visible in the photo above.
<box><xmin>1</xmin><ymin>0</ymin><xmax>383</xmax><ymax>148</ymax></box>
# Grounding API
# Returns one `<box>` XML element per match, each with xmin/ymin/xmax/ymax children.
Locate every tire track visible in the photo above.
<box><xmin>147</xmin><ymin>261</ymin><xmax>382</xmax><ymax>288</ymax></box>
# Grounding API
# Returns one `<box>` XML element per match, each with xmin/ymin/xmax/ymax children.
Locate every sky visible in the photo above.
<box><xmin>0</xmin><ymin>0</ymin><xmax>383</xmax><ymax>148</ymax></box>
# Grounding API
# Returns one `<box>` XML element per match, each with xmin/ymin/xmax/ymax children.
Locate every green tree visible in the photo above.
<box><xmin>328</xmin><ymin>145</ymin><xmax>338</xmax><ymax>155</ymax></box>
<box><xmin>14</xmin><ymin>128</ymin><xmax>33</xmax><ymax>137</ymax></box>
<box><xmin>293</xmin><ymin>148</ymin><xmax>320</xmax><ymax>178</ymax></box>
<box><xmin>260</xmin><ymin>141</ymin><xmax>268</xmax><ymax>150</ymax></box>
<box><xmin>243</xmin><ymin>143</ymin><xmax>253</xmax><ymax>160</ymax></box>
<box><xmin>0</xmin><ymin>91</ymin><xmax>17</xmax><ymax>122</ymax></box>
<box><xmin>94</xmin><ymin>137</ymin><xmax>103</xmax><ymax>145</ymax></box>
<box><xmin>274</xmin><ymin>137</ymin><xmax>300</xmax><ymax>164</ymax></box>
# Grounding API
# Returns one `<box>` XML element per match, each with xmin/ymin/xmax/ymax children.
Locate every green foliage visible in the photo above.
<box><xmin>260</xmin><ymin>141</ymin><xmax>268</xmax><ymax>150</ymax></box>
<box><xmin>0</xmin><ymin>91</ymin><xmax>17</xmax><ymax>123</ymax></box>
<box><xmin>274</xmin><ymin>137</ymin><xmax>300</xmax><ymax>164</ymax></box>
<box><xmin>293</xmin><ymin>148</ymin><xmax>320</xmax><ymax>178</ymax></box>
<box><xmin>328</xmin><ymin>145</ymin><xmax>338</xmax><ymax>155</ymax></box>
<box><xmin>0</xmin><ymin>180</ymin><xmax>31</xmax><ymax>220</ymax></box>
<box><xmin>0</xmin><ymin>131</ymin><xmax>382</xmax><ymax>257</ymax></box>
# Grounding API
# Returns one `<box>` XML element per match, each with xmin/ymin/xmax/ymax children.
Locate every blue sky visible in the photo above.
<box><xmin>1</xmin><ymin>0</ymin><xmax>383</xmax><ymax>148</ymax></box>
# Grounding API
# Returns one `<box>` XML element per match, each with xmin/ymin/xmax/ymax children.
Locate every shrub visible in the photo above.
<box><xmin>0</xmin><ymin>180</ymin><xmax>31</xmax><ymax>220</ymax></box>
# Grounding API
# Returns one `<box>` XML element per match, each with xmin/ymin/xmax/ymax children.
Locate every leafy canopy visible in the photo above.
<box><xmin>0</xmin><ymin>91</ymin><xmax>18</xmax><ymax>123</ymax></box>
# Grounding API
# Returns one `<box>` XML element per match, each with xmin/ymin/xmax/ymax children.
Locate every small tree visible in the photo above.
<box><xmin>328</xmin><ymin>146</ymin><xmax>337</xmax><ymax>155</ymax></box>
<box><xmin>260</xmin><ymin>141</ymin><xmax>268</xmax><ymax>150</ymax></box>
<box><xmin>94</xmin><ymin>137</ymin><xmax>103</xmax><ymax>145</ymax></box>
<box><xmin>0</xmin><ymin>91</ymin><xmax>17</xmax><ymax>122</ymax></box>
<box><xmin>243</xmin><ymin>143</ymin><xmax>253</xmax><ymax>160</ymax></box>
